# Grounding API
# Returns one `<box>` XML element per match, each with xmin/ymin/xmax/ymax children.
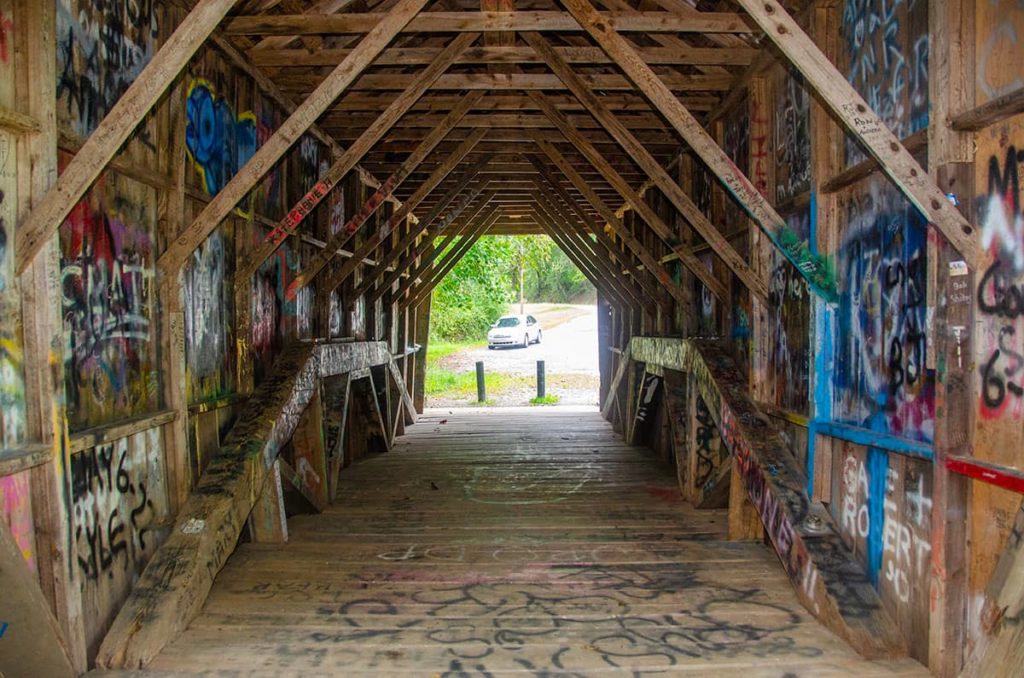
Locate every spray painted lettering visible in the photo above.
<box><xmin>59</xmin><ymin>172</ymin><xmax>158</xmax><ymax>429</ymax></box>
<box><xmin>841</xmin><ymin>0</ymin><xmax>928</xmax><ymax>165</ymax></box>
<box><xmin>835</xmin><ymin>177</ymin><xmax>933</xmax><ymax>441</ymax></box>
<box><xmin>56</xmin><ymin>0</ymin><xmax>159</xmax><ymax>139</ymax></box>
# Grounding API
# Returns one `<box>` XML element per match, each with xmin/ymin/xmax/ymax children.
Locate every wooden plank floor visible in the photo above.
<box><xmin>132</xmin><ymin>409</ymin><xmax>928</xmax><ymax>676</ymax></box>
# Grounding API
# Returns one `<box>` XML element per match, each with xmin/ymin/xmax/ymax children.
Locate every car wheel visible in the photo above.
<box><xmin>488</xmin><ymin>345</ymin><xmax>494</xmax><ymax>350</ymax></box>
<box><xmin>535</xmin><ymin>330</ymin><xmax>542</xmax><ymax>344</ymax></box>
<box><xmin>522</xmin><ymin>334</ymin><xmax>529</xmax><ymax>348</ymax></box>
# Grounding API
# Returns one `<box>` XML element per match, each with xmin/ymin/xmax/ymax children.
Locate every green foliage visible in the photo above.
<box><xmin>429</xmin><ymin>234</ymin><xmax>592</xmax><ymax>342</ymax></box>
<box><xmin>525</xmin><ymin>245</ymin><xmax>592</xmax><ymax>303</ymax></box>
<box><xmin>529</xmin><ymin>394</ymin><xmax>560</xmax><ymax>405</ymax></box>
<box><xmin>431</xmin><ymin>236</ymin><xmax>516</xmax><ymax>341</ymax></box>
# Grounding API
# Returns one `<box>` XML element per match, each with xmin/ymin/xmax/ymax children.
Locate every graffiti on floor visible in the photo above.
<box><xmin>298</xmin><ymin>563</ymin><xmax>824</xmax><ymax>671</ymax></box>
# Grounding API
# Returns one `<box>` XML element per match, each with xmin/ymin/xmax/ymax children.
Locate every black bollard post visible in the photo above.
<box><xmin>536</xmin><ymin>360</ymin><xmax>545</xmax><ymax>399</ymax></box>
<box><xmin>476</xmin><ymin>361</ymin><xmax>486</xmax><ymax>402</ymax></box>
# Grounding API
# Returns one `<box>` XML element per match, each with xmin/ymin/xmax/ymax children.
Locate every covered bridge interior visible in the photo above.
<box><xmin>1</xmin><ymin>0</ymin><xmax>1023</xmax><ymax>675</ymax></box>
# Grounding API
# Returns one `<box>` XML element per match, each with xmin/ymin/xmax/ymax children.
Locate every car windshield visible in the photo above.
<box><xmin>495</xmin><ymin>317</ymin><xmax>521</xmax><ymax>328</ymax></box>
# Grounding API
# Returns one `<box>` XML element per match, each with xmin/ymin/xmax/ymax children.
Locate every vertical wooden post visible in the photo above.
<box><xmin>15</xmin><ymin>0</ymin><xmax>87</xmax><ymax>669</ymax></box>
<box><xmin>158</xmin><ymin>58</ymin><xmax>192</xmax><ymax>513</ymax></box>
<box><xmin>927</xmin><ymin>1</ymin><xmax>974</xmax><ymax>673</ymax></box>
<box><xmin>413</xmin><ymin>297</ymin><xmax>431</xmax><ymax>413</ymax></box>
<box><xmin>247</xmin><ymin>461</ymin><xmax>288</xmax><ymax>543</ymax></box>
<box><xmin>291</xmin><ymin>390</ymin><xmax>329</xmax><ymax>509</ymax></box>
<box><xmin>808</xmin><ymin>5</ymin><xmax>842</xmax><ymax>505</ymax></box>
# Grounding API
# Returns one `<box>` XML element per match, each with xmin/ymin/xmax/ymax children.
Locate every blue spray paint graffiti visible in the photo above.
<box><xmin>834</xmin><ymin>177</ymin><xmax>933</xmax><ymax>443</ymax></box>
<box><xmin>841</xmin><ymin>0</ymin><xmax>929</xmax><ymax>165</ymax></box>
<box><xmin>185</xmin><ymin>79</ymin><xmax>257</xmax><ymax>203</ymax></box>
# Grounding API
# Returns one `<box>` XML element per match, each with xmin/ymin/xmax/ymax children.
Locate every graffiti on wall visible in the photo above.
<box><xmin>71</xmin><ymin>429</ymin><xmax>168</xmax><ymax>653</ymax></box>
<box><xmin>185</xmin><ymin>79</ymin><xmax>257</xmax><ymax>211</ymax></box>
<box><xmin>0</xmin><ymin>472</ymin><xmax>35</xmax><ymax>573</ymax></box>
<box><xmin>255</xmin><ymin>96</ymin><xmax>286</xmax><ymax>221</ymax></box>
<box><xmin>695</xmin><ymin>254</ymin><xmax>716</xmax><ymax>337</ymax></box>
<box><xmin>841</xmin><ymin>0</ymin><xmax>929</xmax><ymax>165</ymax></box>
<box><xmin>184</xmin><ymin>229</ymin><xmax>235</xmax><ymax>403</ymax></box>
<box><xmin>0</xmin><ymin>136</ymin><xmax>25</xmax><ymax>446</ymax></box>
<box><xmin>835</xmin><ymin>448</ymin><xmax>932</xmax><ymax>655</ymax></box>
<box><xmin>976</xmin><ymin>2</ymin><xmax>1024</xmax><ymax>103</ymax></box>
<box><xmin>723</xmin><ymin>103</ymin><xmax>749</xmax><ymax>229</ymax></box>
<box><xmin>835</xmin><ymin>177</ymin><xmax>933</xmax><ymax>441</ymax></box>
<box><xmin>976</xmin><ymin>131</ymin><xmax>1024</xmax><ymax>420</ymax></box>
<box><xmin>0</xmin><ymin>8</ymin><xmax>12</xmax><ymax>65</ymax></box>
<box><xmin>60</xmin><ymin>170</ymin><xmax>158</xmax><ymax>430</ymax></box>
<box><xmin>56</xmin><ymin>0</ymin><xmax>159</xmax><ymax>140</ymax></box>
<box><xmin>767</xmin><ymin>210</ymin><xmax>811</xmax><ymax>413</ymax></box>
<box><xmin>774</xmin><ymin>71</ymin><xmax>812</xmax><ymax>204</ymax></box>
<box><xmin>252</xmin><ymin>240</ymin><xmax>312</xmax><ymax>379</ymax></box>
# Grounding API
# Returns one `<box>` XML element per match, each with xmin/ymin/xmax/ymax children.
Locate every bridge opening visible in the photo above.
<box><xmin>423</xmin><ymin>233</ymin><xmax>599</xmax><ymax>407</ymax></box>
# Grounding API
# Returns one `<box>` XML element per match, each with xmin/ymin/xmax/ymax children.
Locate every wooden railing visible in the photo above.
<box><xmin>96</xmin><ymin>341</ymin><xmax>414</xmax><ymax>669</ymax></box>
<box><xmin>607</xmin><ymin>336</ymin><xmax>908</xmax><ymax>659</ymax></box>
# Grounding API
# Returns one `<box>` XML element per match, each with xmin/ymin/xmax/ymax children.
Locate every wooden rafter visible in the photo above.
<box><xmin>403</xmin><ymin>210</ymin><xmax>502</xmax><ymax>308</ymax></box>
<box><xmin>284</xmin><ymin>94</ymin><xmax>484</xmax><ymax>297</ymax></box>
<box><xmin>532</xmin><ymin>188</ymin><xmax>660</xmax><ymax>308</ymax></box>
<box><xmin>391</xmin><ymin>200</ymin><xmax>501</xmax><ymax>303</ymax></box>
<box><xmin>363</xmin><ymin>187</ymin><xmax>497</xmax><ymax>303</ymax></box>
<box><xmin>521</xmin><ymin>31</ymin><xmax>768</xmax><ymax>303</ymax></box>
<box><xmin>527</xmin><ymin>140</ymin><xmax>677</xmax><ymax>310</ymax></box>
<box><xmin>237</xmin><ymin>32</ymin><xmax>479</xmax><ymax>284</ymax></box>
<box><xmin>532</xmin><ymin>203</ymin><xmax>638</xmax><ymax>310</ymax></box>
<box><xmin>555</xmin><ymin>0</ymin><xmax>845</xmax><ymax>301</ymax></box>
<box><xmin>15</xmin><ymin>0</ymin><xmax>238</xmax><ymax>275</ymax></box>
<box><xmin>158</xmin><ymin>0</ymin><xmax>431</xmax><ymax>276</ymax></box>
<box><xmin>526</xmin><ymin>89</ymin><xmax>728</xmax><ymax>303</ymax></box>
<box><xmin>317</xmin><ymin>132</ymin><xmax>490</xmax><ymax>297</ymax></box>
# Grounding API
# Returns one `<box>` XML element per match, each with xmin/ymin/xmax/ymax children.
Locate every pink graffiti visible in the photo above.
<box><xmin>0</xmin><ymin>473</ymin><xmax>36</xmax><ymax>573</ymax></box>
<box><xmin>0</xmin><ymin>10</ymin><xmax>12</xmax><ymax>65</ymax></box>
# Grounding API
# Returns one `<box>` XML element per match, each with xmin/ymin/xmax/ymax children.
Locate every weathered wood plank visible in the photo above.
<box><xmin>135</xmin><ymin>409</ymin><xmax>926</xmax><ymax>676</ymax></box>
<box><xmin>0</xmin><ymin>518</ymin><xmax>75</xmax><ymax>677</ymax></box>
<box><xmin>630</xmin><ymin>337</ymin><xmax>907</xmax><ymax>658</ymax></box>
<box><xmin>252</xmin><ymin>44</ymin><xmax>759</xmax><ymax>67</ymax></box>
<box><xmin>247</xmin><ymin>461</ymin><xmax>288</xmax><ymax>543</ymax></box>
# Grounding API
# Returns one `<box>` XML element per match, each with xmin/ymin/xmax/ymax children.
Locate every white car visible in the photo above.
<box><xmin>487</xmin><ymin>314</ymin><xmax>542</xmax><ymax>349</ymax></box>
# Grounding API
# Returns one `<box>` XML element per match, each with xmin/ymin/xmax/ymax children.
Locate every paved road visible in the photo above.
<box><xmin>445</xmin><ymin>308</ymin><xmax>599</xmax><ymax>376</ymax></box>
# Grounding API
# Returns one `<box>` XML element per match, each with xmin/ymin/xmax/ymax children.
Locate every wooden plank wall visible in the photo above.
<box><xmin>1</xmin><ymin>0</ymin><xmax>418</xmax><ymax>670</ymax></box>
<box><xmin>607</xmin><ymin>2</ymin><xmax>1022</xmax><ymax>675</ymax></box>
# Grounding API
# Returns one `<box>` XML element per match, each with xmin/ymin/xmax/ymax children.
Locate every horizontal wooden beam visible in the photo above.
<box><xmin>946</xmin><ymin>455</ymin><xmax>1024</xmax><ymax>495</ymax></box>
<box><xmin>251</xmin><ymin>44</ymin><xmax>759</xmax><ymax>67</ymax></box>
<box><xmin>282</xmin><ymin>71</ymin><xmax>734</xmax><ymax>92</ymax></box>
<box><xmin>69</xmin><ymin>410</ymin><xmax>178</xmax><ymax>454</ymax></box>
<box><xmin>328</xmin><ymin>93</ymin><xmax>717</xmax><ymax>112</ymax></box>
<box><xmin>950</xmin><ymin>87</ymin><xmax>1024</xmax><ymax>132</ymax></box>
<box><xmin>226</xmin><ymin>11</ymin><xmax>755</xmax><ymax>35</ymax></box>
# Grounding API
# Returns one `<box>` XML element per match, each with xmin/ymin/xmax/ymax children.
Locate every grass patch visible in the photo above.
<box><xmin>426</xmin><ymin>340</ymin><xmax>485</xmax><ymax>365</ymax></box>
<box><xmin>529</xmin><ymin>394</ymin><xmax>561</xmax><ymax>405</ymax></box>
<box><xmin>425</xmin><ymin>368</ymin><xmax>520</xmax><ymax>399</ymax></box>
